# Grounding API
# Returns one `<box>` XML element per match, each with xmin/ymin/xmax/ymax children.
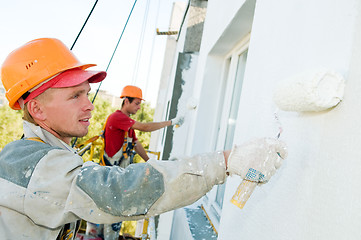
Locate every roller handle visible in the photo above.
<box><xmin>230</xmin><ymin>151</ymin><xmax>283</xmax><ymax>209</ymax></box>
<box><xmin>230</xmin><ymin>180</ymin><xmax>257</xmax><ymax>209</ymax></box>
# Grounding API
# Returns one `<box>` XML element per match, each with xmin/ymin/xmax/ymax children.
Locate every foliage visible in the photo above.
<box><xmin>0</xmin><ymin>94</ymin><xmax>155</xmax><ymax>163</ymax></box>
<box><xmin>132</xmin><ymin>101</ymin><xmax>154</xmax><ymax>163</ymax></box>
<box><xmin>0</xmin><ymin>105</ymin><xmax>23</xmax><ymax>150</ymax></box>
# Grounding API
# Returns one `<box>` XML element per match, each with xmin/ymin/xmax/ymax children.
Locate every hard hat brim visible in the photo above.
<box><xmin>23</xmin><ymin>68</ymin><xmax>107</xmax><ymax>105</ymax></box>
<box><xmin>51</xmin><ymin>68</ymin><xmax>106</xmax><ymax>88</ymax></box>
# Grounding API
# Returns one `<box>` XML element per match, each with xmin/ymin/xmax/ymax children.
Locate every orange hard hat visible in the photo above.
<box><xmin>1</xmin><ymin>38</ymin><xmax>97</xmax><ymax>110</ymax></box>
<box><xmin>120</xmin><ymin>85</ymin><xmax>144</xmax><ymax>100</ymax></box>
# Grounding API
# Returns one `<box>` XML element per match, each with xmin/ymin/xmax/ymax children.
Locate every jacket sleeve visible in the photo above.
<box><xmin>145</xmin><ymin>151</ymin><xmax>226</xmax><ymax>216</ymax></box>
<box><xmin>26</xmin><ymin>149</ymin><xmax>226</xmax><ymax>226</ymax></box>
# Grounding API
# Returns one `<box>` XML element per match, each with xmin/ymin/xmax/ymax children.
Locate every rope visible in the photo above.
<box><xmin>72</xmin><ymin>0</ymin><xmax>138</xmax><ymax>148</ymax></box>
<box><xmin>70</xmin><ymin>0</ymin><xmax>99</xmax><ymax>50</ymax></box>
<box><xmin>92</xmin><ymin>0</ymin><xmax>138</xmax><ymax>103</ymax></box>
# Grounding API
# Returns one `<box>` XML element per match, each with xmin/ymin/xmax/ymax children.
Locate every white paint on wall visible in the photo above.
<box><xmin>216</xmin><ymin>0</ymin><xmax>361</xmax><ymax>239</ymax></box>
<box><xmin>156</xmin><ymin>0</ymin><xmax>361</xmax><ymax>239</ymax></box>
<box><xmin>150</xmin><ymin>2</ymin><xmax>187</xmax><ymax>153</ymax></box>
<box><xmin>170</xmin><ymin>53</ymin><xmax>199</xmax><ymax>159</ymax></box>
<box><xmin>273</xmin><ymin>68</ymin><xmax>345</xmax><ymax>112</ymax></box>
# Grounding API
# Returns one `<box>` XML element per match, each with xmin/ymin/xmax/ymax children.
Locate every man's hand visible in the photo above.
<box><xmin>171</xmin><ymin>116</ymin><xmax>185</xmax><ymax>127</ymax></box>
<box><xmin>227</xmin><ymin>138</ymin><xmax>287</xmax><ymax>182</ymax></box>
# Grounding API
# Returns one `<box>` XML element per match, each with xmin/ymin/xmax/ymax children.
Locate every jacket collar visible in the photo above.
<box><xmin>23</xmin><ymin>121</ymin><xmax>77</xmax><ymax>154</ymax></box>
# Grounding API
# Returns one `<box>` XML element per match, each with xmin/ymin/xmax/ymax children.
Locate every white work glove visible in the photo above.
<box><xmin>171</xmin><ymin>116</ymin><xmax>184</xmax><ymax>126</ymax></box>
<box><xmin>227</xmin><ymin>138</ymin><xmax>287</xmax><ymax>183</ymax></box>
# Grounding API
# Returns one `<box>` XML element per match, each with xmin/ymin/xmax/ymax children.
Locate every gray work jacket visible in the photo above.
<box><xmin>0</xmin><ymin>121</ymin><xmax>226</xmax><ymax>239</ymax></box>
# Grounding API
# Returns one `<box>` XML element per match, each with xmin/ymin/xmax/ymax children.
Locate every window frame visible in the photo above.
<box><xmin>202</xmin><ymin>34</ymin><xmax>250</xmax><ymax>231</ymax></box>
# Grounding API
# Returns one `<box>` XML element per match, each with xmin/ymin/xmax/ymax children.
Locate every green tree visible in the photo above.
<box><xmin>132</xmin><ymin>101</ymin><xmax>154</xmax><ymax>162</ymax></box>
<box><xmin>0</xmin><ymin>106</ymin><xmax>23</xmax><ymax>150</ymax></box>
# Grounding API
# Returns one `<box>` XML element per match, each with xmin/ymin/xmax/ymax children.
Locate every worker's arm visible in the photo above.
<box><xmin>134</xmin><ymin>140</ymin><xmax>150</xmax><ymax>161</ymax></box>
<box><xmin>132</xmin><ymin>120</ymin><xmax>171</xmax><ymax>132</ymax></box>
<box><xmin>39</xmin><ymin>138</ymin><xmax>285</xmax><ymax>225</ymax></box>
<box><xmin>131</xmin><ymin>116</ymin><xmax>184</xmax><ymax>132</ymax></box>
<box><xmin>72</xmin><ymin>151</ymin><xmax>227</xmax><ymax>223</ymax></box>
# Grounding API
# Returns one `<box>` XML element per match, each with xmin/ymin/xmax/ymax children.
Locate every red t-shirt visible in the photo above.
<box><xmin>104</xmin><ymin>110</ymin><xmax>137</xmax><ymax>158</ymax></box>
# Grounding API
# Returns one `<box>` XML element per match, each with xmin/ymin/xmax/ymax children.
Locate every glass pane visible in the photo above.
<box><xmin>213</xmin><ymin>58</ymin><xmax>232</xmax><ymax>150</ymax></box>
<box><xmin>215</xmin><ymin>50</ymin><xmax>248</xmax><ymax>208</ymax></box>
<box><xmin>215</xmin><ymin>182</ymin><xmax>226</xmax><ymax>208</ymax></box>
<box><xmin>224</xmin><ymin>50</ymin><xmax>248</xmax><ymax>150</ymax></box>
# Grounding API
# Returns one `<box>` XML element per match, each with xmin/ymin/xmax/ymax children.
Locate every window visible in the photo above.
<box><xmin>202</xmin><ymin>36</ymin><xmax>249</xmax><ymax>231</ymax></box>
<box><xmin>215</xmin><ymin>49</ymin><xmax>248</xmax><ymax>209</ymax></box>
<box><xmin>224</xmin><ymin>50</ymin><xmax>247</xmax><ymax>150</ymax></box>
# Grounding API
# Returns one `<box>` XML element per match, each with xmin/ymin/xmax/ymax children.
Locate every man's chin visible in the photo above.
<box><xmin>72</xmin><ymin>129</ymin><xmax>89</xmax><ymax>138</ymax></box>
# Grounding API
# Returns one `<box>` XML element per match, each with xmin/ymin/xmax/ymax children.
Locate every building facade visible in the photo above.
<box><xmin>150</xmin><ymin>0</ymin><xmax>361</xmax><ymax>239</ymax></box>
<box><xmin>95</xmin><ymin>89</ymin><xmax>123</xmax><ymax>108</ymax></box>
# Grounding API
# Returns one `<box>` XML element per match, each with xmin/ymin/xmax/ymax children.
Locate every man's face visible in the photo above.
<box><xmin>127</xmin><ymin>98</ymin><xmax>142</xmax><ymax>115</ymax></box>
<box><xmin>38</xmin><ymin>81</ymin><xmax>94</xmax><ymax>143</ymax></box>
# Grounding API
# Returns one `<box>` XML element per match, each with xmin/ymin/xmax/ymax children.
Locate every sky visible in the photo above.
<box><xmin>0</xmin><ymin>0</ymin><xmax>186</xmax><ymax>107</ymax></box>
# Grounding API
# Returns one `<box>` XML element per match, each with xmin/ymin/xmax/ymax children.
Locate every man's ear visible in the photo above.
<box><xmin>27</xmin><ymin>99</ymin><xmax>46</xmax><ymax>121</ymax></box>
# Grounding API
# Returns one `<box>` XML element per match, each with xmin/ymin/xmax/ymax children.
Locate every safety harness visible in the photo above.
<box><xmin>102</xmin><ymin>126</ymin><xmax>136</xmax><ymax>167</ymax></box>
<box><xmin>76</xmin><ymin>115</ymin><xmax>136</xmax><ymax>167</ymax></box>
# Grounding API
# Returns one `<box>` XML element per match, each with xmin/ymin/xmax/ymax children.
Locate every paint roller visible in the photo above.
<box><xmin>231</xmin><ymin>68</ymin><xmax>346</xmax><ymax>209</ymax></box>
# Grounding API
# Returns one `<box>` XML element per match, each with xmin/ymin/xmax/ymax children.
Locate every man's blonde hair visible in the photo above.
<box><xmin>22</xmin><ymin>103</ymin><xmax>38</xmax><ymax>125</ymax></box>
<box><xmin>21</xmin><ymin>88</ymin><xmax>53</xmax><ymax>125</ymax></box>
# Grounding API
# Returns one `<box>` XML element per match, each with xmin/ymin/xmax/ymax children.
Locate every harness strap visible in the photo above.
<box><xmin>98</xmin><ymin>115</ymin><xmax>111</xmax><ymax>166</ymax></box>
<box><xmin>26</xmin><ymin>137</ymin><xmax>45</xmax><ymax>143</ymax></box>
<box><xmin>122</xmin><ymin>131</ymin><xmax>129</xmax><ymax>159</ymax></box>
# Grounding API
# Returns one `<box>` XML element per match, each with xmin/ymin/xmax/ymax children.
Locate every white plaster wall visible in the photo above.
<box><xmin>214</xmin><ymin>0</ymin><xmax>361</xmax><ymax>239</ymax></box>
<box><xmin>187</xmin><ymin>0</ymin><xmax>256</xmax><ymax>156</ymax></box>
<box><xmin>157</xmin><ymin>0</ymin><xmax>361</xmax><ymax>239</ymax></box>
<box><xmin>169</xmin><ymin>54</ymin><xmax>199</xmax><ymax>159</ymax></box>
<box><xmin>150</xmin><ymin>2</ymin><xmax>187</xmax><ymax>153</ymax></box>
<box><xmin>200</xmin><ymin>0</ymin><xmax>248</xmax><ymax>52</ymax></box>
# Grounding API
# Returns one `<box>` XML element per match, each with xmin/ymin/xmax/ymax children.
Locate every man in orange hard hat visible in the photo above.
<box><xmin>103</xmin><ymin>85</ymin><xmax>184</xmax><ymax>167</ymax></box>
<box><xmin>0</xmin><ymin>38</ymin><xmax>287</xmax><ymax>240</ymax></box>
